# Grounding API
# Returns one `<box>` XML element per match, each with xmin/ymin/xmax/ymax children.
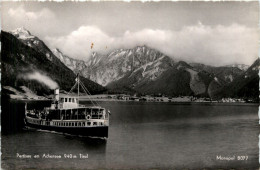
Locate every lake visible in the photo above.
<box><xmin>1</xmin><ymin>101</ymin><xmax>259</xmax><ymax>169</ymax></box>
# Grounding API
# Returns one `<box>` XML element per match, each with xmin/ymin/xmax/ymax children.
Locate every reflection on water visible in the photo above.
<box><xmin>1</xmin><ymin>100</ymin><xmax>259</xmax><ymax>169</ymax></box>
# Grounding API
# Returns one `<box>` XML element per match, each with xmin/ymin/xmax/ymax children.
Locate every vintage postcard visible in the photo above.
<box><xmin>1</xmin><ymin>1</ymin><xmax>259</xmax><ymax>169</ymax></box>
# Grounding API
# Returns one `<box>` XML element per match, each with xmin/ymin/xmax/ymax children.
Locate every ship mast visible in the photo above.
<box><xmin>68</xmin><ymin>73</ymin><xmax>99</xmax><ymax>107</ymax></box>
<box><xmin>77</xmin><ymin>73</ymin><xmax>79</xmax><ymax>104</ymax></box>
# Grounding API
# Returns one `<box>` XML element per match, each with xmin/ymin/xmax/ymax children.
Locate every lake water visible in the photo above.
<box><xmin>1</xmin><ymin>101</ymin><xmax>259</xmax><ymax>169</ymax></box>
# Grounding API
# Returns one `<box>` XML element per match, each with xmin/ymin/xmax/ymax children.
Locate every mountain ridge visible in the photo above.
<box><xmin>50</xmin><ymin>43</ymin><xmax>256</xmax><ymax>98</ymax></box>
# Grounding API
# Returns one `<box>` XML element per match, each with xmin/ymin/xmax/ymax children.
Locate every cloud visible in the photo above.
<box><xmin>45</xmin><ymin>22</ymin><xmax>258</xmax><ymax>66</ymax></box>
<box><xmin>8</xmin><ymin>6</ymin><xmax>55</xmax><ymax>21</ymax></box>
<box><xmin>46</xmin><ymin>26</ymin><xmax>115</xmax><ymax>60</ymax></box>
<box><xmin>22</xmin><ymin>71</ymin><xmax>59</xmax><ymax>90</ymax></box>
<box><xmin>6</xmin><ymin>6</ymin><xmax>56</xmax><ymax>35</ymax></box>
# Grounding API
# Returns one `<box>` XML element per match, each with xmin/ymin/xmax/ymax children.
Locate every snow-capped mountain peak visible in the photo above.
<box><xmin>10</xmin><ymin>27</ymin><xmax>35</xmax><ymax>40</ymax></box>
<box><xmin>9</xmin><ymin>27</ymin><xmax>51</xmax><ymax>59</ymax></box>
<box><xmin>11</xmin><ymin>27</ymin><xmax>31</xmax><ymax>35</ymax></box>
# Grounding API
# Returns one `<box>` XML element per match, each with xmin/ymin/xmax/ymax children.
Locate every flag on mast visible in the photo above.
<box><xmin>75</xmin><ymin>73</ymin><xmax>79</xmax><ymax>82</ymax></box>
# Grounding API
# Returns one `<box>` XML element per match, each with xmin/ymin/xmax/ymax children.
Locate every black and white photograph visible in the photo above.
<box><xmin>1</xmin><ymin>1</ymin><xmax>259</xmax><ymax>169</ymax></box>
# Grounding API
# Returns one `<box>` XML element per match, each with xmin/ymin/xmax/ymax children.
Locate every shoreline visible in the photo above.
<box><xmin>11</xmin><ymin>98</ymin><xmax>258</xmax><ymax>105</ymax></box>
<box><xmin>79</xmin><ymin>99</ymin><xmax>259</xmax><ymax>105</ymax></box>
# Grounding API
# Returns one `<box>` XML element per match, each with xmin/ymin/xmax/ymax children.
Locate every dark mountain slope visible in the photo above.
<box><xmin>214</xmin><ymin>58</ymin><xmax>259</xmax><ymax>101</ymax></box>
<box><xmin>190</xmin><ymin>63</ymin><xmax>244</xmax><ymax>84</ymax></box>
<box><xmin>107</xmin><ymin>60</ymin><xmax>216</xmax><ymax>97</ymax></box>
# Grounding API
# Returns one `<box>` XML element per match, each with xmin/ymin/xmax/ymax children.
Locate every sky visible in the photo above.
<box><xmin>2</xmin><ymin>1</ymin><xmax>259</xmax><ymax>66</ymax></box>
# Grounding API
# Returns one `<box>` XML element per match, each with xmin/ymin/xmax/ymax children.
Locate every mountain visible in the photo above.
<box><xmin>10</xmin><ymin>27</ymin><xmax>54</xmax><ymax>61</ymax></box>
<box><xmin>107</xmin><ymin>58</ymin><xmax>224</xmax><ymax>97</ymax></box>
<box><xmin>215</xmin><ymin>58</ymin><xmax>259</xmax><ymax>101</ymax></box>
<box><xmin>52</xmin><ymin>48</ymin><xmax>87</xmax><ymax>74</ymax></box>
<box><xmin>80</xmin><ymin>45</ymin><xmax>248</xmax><ymax>97</ymax></box>
<box><xmin>190</xmin><ymin>63</ymin><xmax>244</xmax><ymax>84</ymax></box>
<box><xmin>56</xmin><ymin>44</ymin><xmax>248</xmax><ymax>97</ymax></box>
<box><xmin>83</xmin><ymin>46</ymin><xmax>170</xmax><ymax>86</ymax></box>
<box><xmin>225</xmin><ymin>64</ymin><xmax>249</xmax><ymax>71</ymax></box>
<box><xmin>1</xmin><ymin>29</ymin><xmax>106</xmax><ymax>96</ymax></box>
<box><xmin>80</xmin><ymin>45</ymin><xmax>217</xmax><ymax>96</ymax></box>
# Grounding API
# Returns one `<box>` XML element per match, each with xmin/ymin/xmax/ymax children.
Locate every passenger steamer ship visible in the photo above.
<box><xmin>24</xmin><ymin>75</ymin><xmax>110</xmax><ymax>138</ymax></box>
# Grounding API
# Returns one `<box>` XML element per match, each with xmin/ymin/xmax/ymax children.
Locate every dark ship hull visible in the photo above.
<box><xmin>25</xmin><ymin>119</ymin><xmax>108</xmax><ymax>138</ymax></box>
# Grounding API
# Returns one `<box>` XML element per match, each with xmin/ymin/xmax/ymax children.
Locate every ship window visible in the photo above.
<box><xmin>69</xmin><ymin>123</ymin><xmax>71</xmax><ymax>126</ymax></box>
<box><xmin>93</xmin><ymin>122</ymin><xmax>97</xmax><ymax>126</ymax></box>
<box><xmin>83</xmin><ymin>122</ymin><xmax>85</xmax><ymax>126</ymax></box>
<box><xmin>87</xmin><ymin>122</ymin><xmax>91</xmax><ymax>126</ymax></box>
<box><xmin>61</xmin><ymin>98</ymin><xmax>64</xmax><ymax>102</ymax></box>
<box><xmin>65</xmin><ymin>98</ymin><xmax>68</xmax><ymax>102</ymax></box>
<box><xmin>100</xmin><ymin>122</ymin><xmax>103</xmax><ymax>126</ymax></box>
<box><xmin>72</xmin><ymin>122</ymin><xmax>74</xmax><ymax>126</ymax></box>
<box><xmin>69</xmin><ymin>98</ymin><xmax>71</xmax><ymax>102</ymax></box>
<box><xmin>72</xmin><ymin>98</ymin><xmax>74</xmax><ymax>103</ymax></box>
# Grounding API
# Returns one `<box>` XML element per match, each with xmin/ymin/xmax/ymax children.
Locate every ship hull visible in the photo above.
<box><xmin>25</xmin><ymin>120</ymin><xmax>108</xmax><ymax>138</ymax></box>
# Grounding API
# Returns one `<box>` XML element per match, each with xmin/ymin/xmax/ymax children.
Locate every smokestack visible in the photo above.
<box><xmin>54</xmin><ymin>88</ymin><xmax>59</xmax><ymax>101</ymax></box>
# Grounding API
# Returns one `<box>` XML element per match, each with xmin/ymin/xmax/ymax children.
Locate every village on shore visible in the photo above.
<box><xmin>82</xmin><ymin>94</ymin><xmax>254</xmax><ymax>103</ymax></box>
